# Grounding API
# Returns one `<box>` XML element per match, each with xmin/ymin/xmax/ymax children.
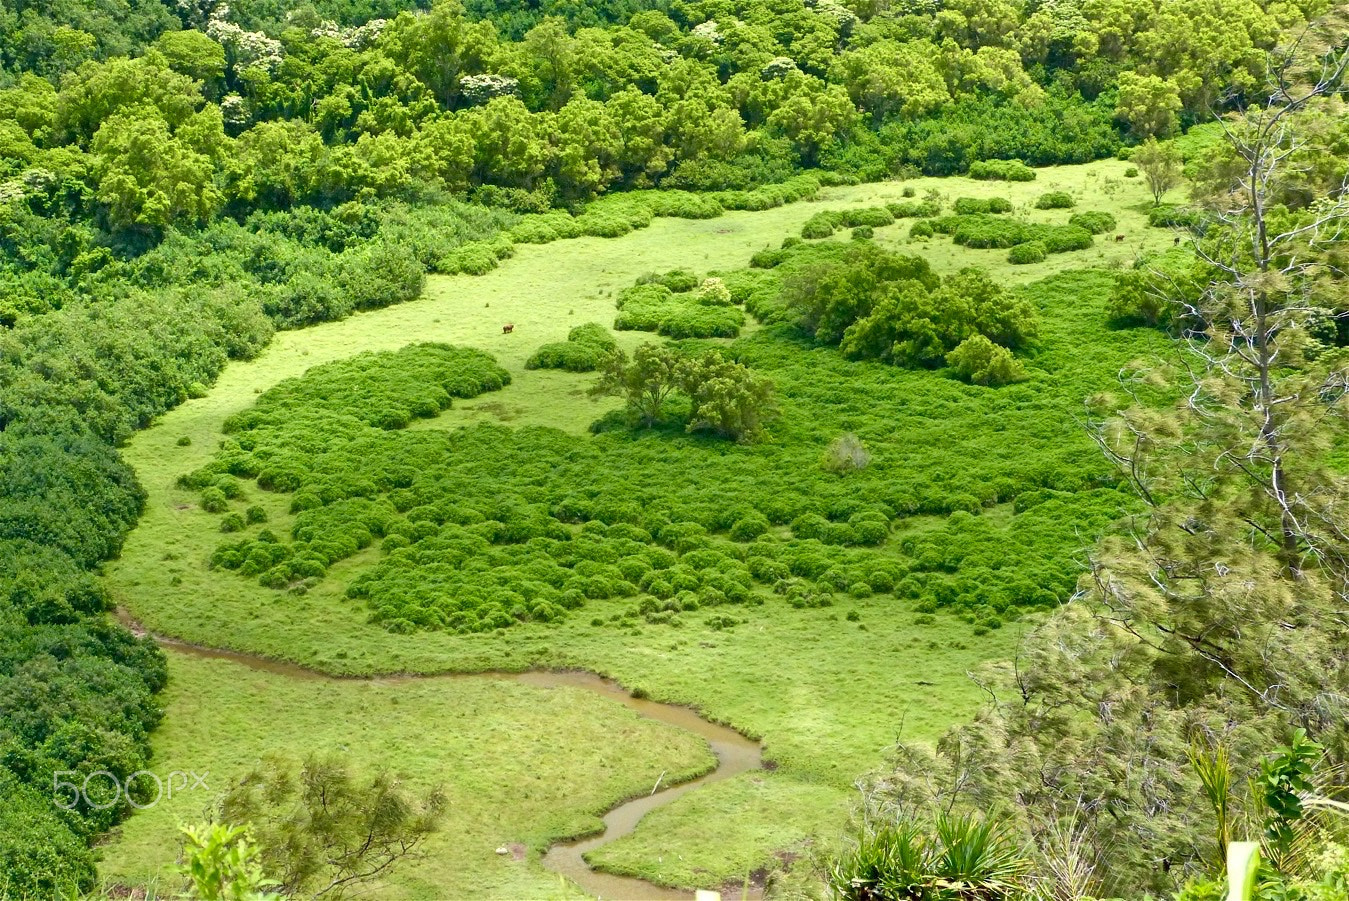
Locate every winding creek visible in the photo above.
<box><xmin>117</xmin><ymin>612</ymin><xmax>763</xmax><ymax>900</ymax></box>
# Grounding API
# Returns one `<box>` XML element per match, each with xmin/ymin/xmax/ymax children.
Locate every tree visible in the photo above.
<box><xmin>591</xmin><ymin>345</ymin><xmax>778</xmax><ymax>441</ymax></box>
<box><xmin>831</xmin><ymin>41</ymin><xmax>949</xmax><ymax>123</ymax></box>
<box><xmin>590</xmin><ymin>343</ymin><xmax>681</xmax><ymax>426</ymax></box>
<box><xmin>1115</xmin><ymin>71</ymin><xmax>1182</xmax><ymax>138</ymax></box>
<box><xmin>218</xmin><ymin>754</ymin><xmax>446</xmax><ymax>900</ymax></box>
<box><xmin>554</xmin><ymin>96</ymin><xmax>622</xmax><ymax>198</ymax></box>
<box><xmin>92</xmin><ymin>110</ymin><xmax>224</xmax><ymax>232</ymax></box>
<box><xmin>155</xmin><ymin>29</ymin><xmax>227</xmax><ymax>94</ymax></box>
<box><xmin>767</xmin><ymin>81</ymin><xmax>859</xmax><ymax>166</ymax></box>
<box><xmin>676</xmin><ymin>351</ymin><xmax>777</xmax><ymax>442</ymax></box>
<box><xmin>1132</xmin><ymin>136</ymin><xmax>1183</xmax><ymax>205</ymax></box>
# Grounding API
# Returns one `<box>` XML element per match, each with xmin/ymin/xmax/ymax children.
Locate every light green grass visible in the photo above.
<box><xmin>100</xmin><ymin>160</ymin><xmax>1161</xmax><ymax>895</ymax></box>
<box><xmin>100</xmin><ymin>650</ymin><xmax>713</xmax><ymax>900</ymax></box>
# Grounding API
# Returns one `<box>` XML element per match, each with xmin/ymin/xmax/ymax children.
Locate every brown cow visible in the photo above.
<box><xmin>502</xmin><ymin>323</ymin><xmax>514</xmax><ymax>334</ymax></box>
<box><xmin>1174</xmin><ymin>235</ymin><xmax>1181</xmax><ymax>245</ymax></box>
<box><xmin>1114</xmin><ymin>234</ymin><xmax>1125</xmax><ymax>242</ymax></box>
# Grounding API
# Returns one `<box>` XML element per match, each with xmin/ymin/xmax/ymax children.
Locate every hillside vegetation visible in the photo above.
<box><xmin>2</xmin><ymin>0</ymin><xmax>1348</xmax><ymax>898</ymax></box>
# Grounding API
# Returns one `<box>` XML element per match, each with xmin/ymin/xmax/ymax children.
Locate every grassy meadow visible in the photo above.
<box><xmin>98</xmin><ymin>650</ymin><xmax>712</xmax><ymax>900</ymax></box>
<box><xmin>100</xmin><ymin>160</ymin><xmax>1178</xmax><ymax>895</ymax></box>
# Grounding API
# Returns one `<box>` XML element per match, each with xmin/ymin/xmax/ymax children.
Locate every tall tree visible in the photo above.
<box><xmin>1132</xmin><ymin>136</ymin><xmax>1183</xmax><ymax>205</ymax></box>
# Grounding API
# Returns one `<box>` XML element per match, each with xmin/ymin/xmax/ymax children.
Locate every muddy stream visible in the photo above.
<box><xmin>118</xmin><ymin>612</ymin><xmax>763</xmax><ymax>900</ymax></box>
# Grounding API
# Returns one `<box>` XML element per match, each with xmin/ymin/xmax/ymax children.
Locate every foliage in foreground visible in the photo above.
<box><xmin>217</xmin><ymin>755</ymin><xmax>446</xmax><ymax>900</ymax></box>
<box><xmin>828</xmin><ymin>814</ymin><xmax>1032</xmax><ymax>901</ymax></box>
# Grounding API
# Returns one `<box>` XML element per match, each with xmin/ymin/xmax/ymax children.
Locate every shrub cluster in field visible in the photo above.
<box><xmin>953</xmin><ymin>197</ymin><xmax>1013</xmax><ymax>214</ymax></box>
<box><xmin>614</xmin><ymin>276</ymin><xmax>746</xmax><ymax>339</ymax></box>
<box><xmin>929</xmin><ymin>213</ymin><xmax>1095</xmax><ymax>254</ymax></box>
<box><xmin>799</xmin><ymin>199</ymin><xmax>941</xmax><ymax>239</ymax></box>
<box><xmin>1035</xmin><ymin>191</ymin><xmax>1075</xmax><ymax>209</ymax></box>
<box><xmin>186</xmin><ymin>269</ymin><xmax>1173</xmax><ymax>637</ymax></box>
<box><xmin>760</xmin><ymin>240</ymin><xmax>1035</xmax><ymax>384</ymax></box>
<box><xmin>967</xmin><ymin>159</ymin><xmax>1037</xmax><ymax>181</ymax></box>
<box><xmin>526</xmin><ymin>323</ymin><xmax>618</xmax><ymax>372</ymax></box>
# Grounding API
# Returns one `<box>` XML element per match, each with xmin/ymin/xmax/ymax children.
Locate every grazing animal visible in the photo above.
<box><xmin>1174</xmin><ymin>235</ymin><xmax>1181</xmax><ymax>245</ymax></box>
<box><xmin>502</xmin><ymin>323</ymin><xmax>514</xmax><ymax>334</ymax></box>
<box><xmin>1114</xmin><ymin>234</ymin><xmax>1125</xmax><ymax>242</ymax></box>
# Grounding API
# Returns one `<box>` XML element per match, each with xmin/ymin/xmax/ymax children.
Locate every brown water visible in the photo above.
<box><xmin>118</xmin><ymin>611</ymin><xmax>763</xmax><ymax>900</ymax></box>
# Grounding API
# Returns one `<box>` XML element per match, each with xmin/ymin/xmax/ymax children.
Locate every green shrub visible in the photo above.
<box><xmin>200</xmin><ymin>487</ymin><xmax>229</xmax><ymax>513</ymax></box>
<box><xmin>838</xmin><ymin>207</ymin><xmax>894</xmax><ymax>228</ymax></box>
<box><xmin>1034</xmin><ymin>191</ymin><xmax>1074</xmax><ymax>209</ymax></box>
<box><xmin>887</xmin><ymin>200</ymin><xmax>941</xmax><ymax>218</ymax></box>
<box><xmin>671</xmin><ymin>306</ymin><xmax>742</xmax><ymax>338</ymax></box>
<box><xmin>1124</xmin><ymin>166</ymin><xmax>1139</xmax><ymax>177</ymax></box>
<box><xmin>526</xmin><ymin>342</ymin><xmax>604</xmax><ymax>371</ymax></box>
<box><xmin>527</xmin><ymin>321</ymin><xmax>616</xmax><ymax>371</ymax></box>
<box><xmin>852</xmin><ymin>226</ymin><xmax>874</xmax><ymax>240</ymax></box>
<box><xmin>1148</xmin><ymin>204</ymin><xmax>1204</xmax><ymax>228</ymax></box>
<box><xmin>220</xmin><ymin>512</ymin><xmax>246</xmax><ymax>532</ymax></box>
<box><xmin>506</xmin><ymin>211</ymin><xmax>583</xmax><ymax>244</ymax></box>
<box><xmin>967</xmin><ymin>159</ymin><xmax>1036</xmax><ymax>181</ymax></box>
<box><xmin>1039</xmin><ymin>225</ymin><xmax>1094</xmax><ymax>252</ymax></box>
<box><xmin>645</xmin><ymin>191</ymin><xmax>724</xmax><ymax>219</ymax></box>
<box><xmin>952</xmin><ymin>215</ymin><xmax>1027</xmax><ymax>249</ymax></box>
<box><xmin>438</xmin><ymin>244</ymin><xmax>500</xmax><ymax>276</ymax></box>
<box><xmin>909</xmin><ymin>220</ymin><xmax>935</xmax><ymax>239</ymax></box>
<box><xmin>801</xmin><ymin>212</ymin><xmax>839</xmax><ymax>239</ymax></box>
<box><xmin>730</xmin><ymin>515</ymin><xmax>770</xmax><ymax>542</ymax></box>
<box><xmin>1007</xmin><ymin>241</ymin><xmax>1047</xmax><ymax>265</ymax></box>
<box><xmin>245</xmin><ymin>505</ymin><xmax>268</xmax><ymax>524</ymax></box>
<box><xmin>651</xmin><ymin>269</ymin><xmax>700</xmax><ymax>292</ymax></box>
<box><xmin>1068</xmin><ymin>211</ymin><xmax>1117</xmax><ymax>235</ymax></box>
<box><xmin>954</xmin><ymin>197</ymin><xmax>1013</xmax><ymax>214</ymax></box>
<box><xmin>946</xmin><ymin>335</ymin><xmax>1026</xmax><ymax>386</ymax></box>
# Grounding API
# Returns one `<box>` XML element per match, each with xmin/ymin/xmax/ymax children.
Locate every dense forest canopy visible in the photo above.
<box><xmin>1</xmin><ymin>0</ymin><xmax>1347</xmax><ymax>897</ymax></box>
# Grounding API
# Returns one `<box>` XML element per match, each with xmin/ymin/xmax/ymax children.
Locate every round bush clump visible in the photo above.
<box><xmin>967</xmin><ymin>159</ymin><xmax>1036</xmax><ymax>181</ymax></box>
<box><xmin>851</xmin><ymin>226</ymin><xmax>873</xmax><ymax>240</ymax></box>
<box><xmin>909</xmin><ymin>219</ymin><xmax>935</xmax><ymax>239</ymax></box>
<box><xmin>1124</xmin><ymin>166</ymin><xmax>1139</xmax><ymax>178</ymax></box>
<box><xmin>838</xmin><ymin>207</ymin><xmax>894</xmax><ymax>228</ymax></box>
<box><xmin>176</xmin><ymin>436</ymin><xmax>192</xmax><ymax>446</ymax></box>
<box><xmin>1040</xmin><ymin>225</ymin><xmax>1094</xmax><ymax>253</ymax></box>
<box><xmin>801</xmin><ymin>212</ymin><xmax>839</xmax><ymax>239</ymax></box>
<box><xmin>200</xmin><ymin>487</ymin><xmax>229</xmax><ymax>513</ymax></box>
<box><xmin>1034</xmin><ymin>191</ymin><xmax>1074</xmax><ymax>209</ymax></box>
<box><xmin>220</xmin><ymin>512</ymin><xmax>246</xmax><ymax>532</ymax></box>
<box><xmin>245</xmin><ymin>505</ymin><xmax>268</xmax><ymax>524</ymax></box>
<box><xmin>729</xmin><ymin>515</ymin><xmax>770</xmax><ymax>542</ymax></box>
<box><xmin>1068</xmin><ymin>211</ymin><xmax>1117</xmax><ymax>235</ymax></box>
<box><xmin>438</xmin><ymin>244</ymin><xmax>500</xmax><ymax>276</ymax></box>
<box><xmin>1008</xmin><ymin>241</ymin><xmax>1048</xmax><ymax>264</ymax></box>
